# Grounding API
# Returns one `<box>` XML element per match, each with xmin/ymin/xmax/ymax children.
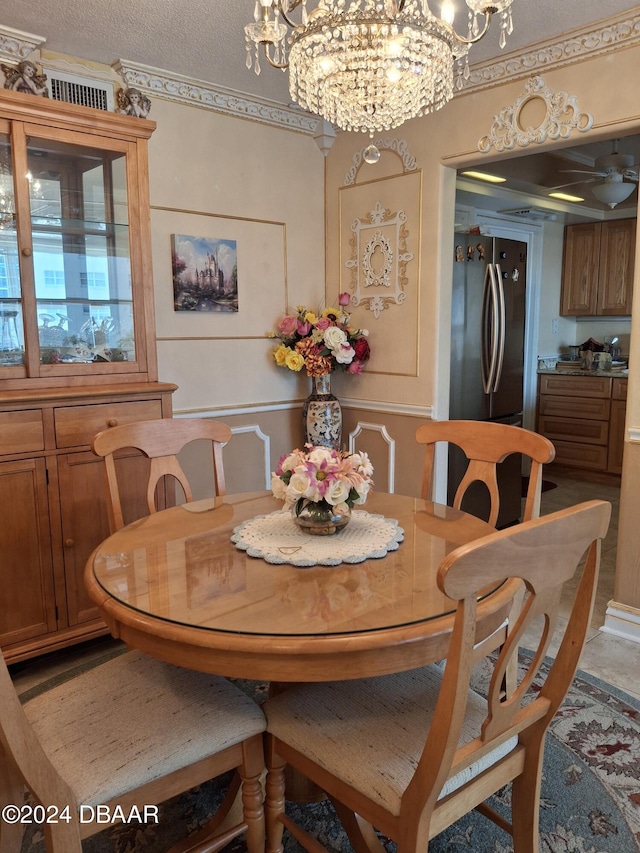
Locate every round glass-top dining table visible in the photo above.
<box><xmin>85</xmin><ymin>491</ymin><xmax>519</xmax><ymax>683</ymax></box>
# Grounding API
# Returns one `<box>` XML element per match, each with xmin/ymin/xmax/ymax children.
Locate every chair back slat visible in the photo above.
<box><xmin>406</xmin><ymin>500</ymin><xmax>610</xmax><ymax>816</ymax></box>
<box><xmin>416</xmin><ymin>420</ymin><xmax>556</xmax><ymax>524</ymax></box>
<box><xmin>92</xmin><ymin>418</ymin><xmax>231</xmax><ymax>532</ymax></box>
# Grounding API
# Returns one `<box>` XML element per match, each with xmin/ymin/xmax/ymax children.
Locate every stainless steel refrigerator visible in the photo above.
<box><xmin>449</xmin><ymin>234</ymin><xmax>527</xmax><ymax>527</ymax></box>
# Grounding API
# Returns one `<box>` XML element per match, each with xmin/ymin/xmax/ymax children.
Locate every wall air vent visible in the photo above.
<box><xmin>498</xmin><ymin>207</ymin><xmax>558</xmax><ymax>222</ymax></box>
<box><xmin>44</xmin><ymin>68</ymin><xmax>114</xmax><ymax>112</ymax></box>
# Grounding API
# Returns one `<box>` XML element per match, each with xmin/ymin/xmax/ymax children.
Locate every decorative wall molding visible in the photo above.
<box><xmin>460</xmin><ymin>9</ymin><xmax>640</xmax><ymax>95</ymax></box>
<box><xmin>340</xmin><ymin>397</ymin><xmax>432</xmax><ymax>419</ymax></box>
<box><xmin>113</xmin><ymin>60</ymin><xmax>321</xmax><ymax>135</ymax></box>
<box><xmin>175</xmin><ymin>401</ymin><xmax>299</xmax><ymax>418</ymax></box>
<box><xmin>227</xmin><ymin>424</ymin><xmax>272</xmax><ymax>490</ymax></box>
<box><xmin>344</xmin><ymin>139</ymin><xmax>417</xmax><ymax>186</ymax></box>
<box><xmin>0</xmin><ymin>25</ymin><xmax>46</xmax><ymax>63</ymax></box>
<box><xmin>345</xmin><ymin>200</ymin><xmax>413</xmax><ymax>320</ymax></box>
<box><xmin>478</xmin><ymin>76</ymin><xmax>593</xmax><ymax>154</ymax></box>
<box><xmin>348</xmin><ymin>422</ymin><xmax>396</xmax><ymax>494</ymax></box>
<box><xmin>176</xmin><ymin>397</ymin><xmax>432</xmax><ymax>420</ymax></box>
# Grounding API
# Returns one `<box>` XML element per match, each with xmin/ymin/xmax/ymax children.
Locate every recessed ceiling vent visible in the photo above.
<box><xmin>44</xmin><ymin>68</ymin><xmax>114</xmax><ymax>112</ymax></box>
<box><xmin>498</xmin><ymin>207</ymin><xmax>558</xmax><ymax>222</ymax></box>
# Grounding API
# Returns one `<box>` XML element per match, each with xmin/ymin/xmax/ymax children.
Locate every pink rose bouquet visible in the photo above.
<box><xmin>269</xmin><ymin>293</ymin><xmax>370</xmax><ymax>378</ymax></box>
<box><xmin>271</xmin><ymin>445</ymin><xmax>374</xmax><ymax>515</ymax></box>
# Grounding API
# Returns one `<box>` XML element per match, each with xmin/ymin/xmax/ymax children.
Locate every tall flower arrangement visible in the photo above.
<box><xmin>269</xmin><ymin>293</ymin><xmax>370</xmax><ymax>377</ymax></box>
<box><xmin>272</xmin><ymin>445</ymin><xmax>374</xmax><ymax>515</ymax></box>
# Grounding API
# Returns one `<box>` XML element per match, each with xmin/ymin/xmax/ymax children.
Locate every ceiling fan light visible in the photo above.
<box><xmin>591</xmin><ymin>180</ymin><xmax>636</xmax><ymax>209</ymax></box>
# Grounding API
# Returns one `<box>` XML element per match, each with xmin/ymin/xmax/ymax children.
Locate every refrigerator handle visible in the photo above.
<box><xmin>481</xmin><ymin>263</ymin><xmax>499</xmax><ymax>395</ymax></box>
<box><xmin>492</xmin><ymin>264</ymin><xmax>506</xmax><ymax>393</ymax></box>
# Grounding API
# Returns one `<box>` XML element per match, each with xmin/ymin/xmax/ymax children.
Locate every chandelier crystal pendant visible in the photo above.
<box><xmin>245</xmin><ymin>0</ymin><xmax>515</xmax><ymax>136</ymax></box>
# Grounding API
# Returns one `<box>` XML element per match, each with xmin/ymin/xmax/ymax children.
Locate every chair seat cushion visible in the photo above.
<box><xmin>265</xmin><ymin>665</ymin><xmax>516</xmax><ymax>815</ymax></box>
<box><xmin>25</xmin><ymin>650</ymin><xmax>266</xmax><ymax>807</ymax></box>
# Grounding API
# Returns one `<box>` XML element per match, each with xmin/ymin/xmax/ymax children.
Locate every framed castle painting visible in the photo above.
<box><xmin>171</xmin><ymin>234</ymin><xmax>238</xmax><ymax>312</ymax></box>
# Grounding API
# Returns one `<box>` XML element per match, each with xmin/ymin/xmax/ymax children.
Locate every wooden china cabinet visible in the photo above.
<box><xmin>0</xmin><ymin>89</ymin><xmax>175</xmax><ymax>663</ymax></box>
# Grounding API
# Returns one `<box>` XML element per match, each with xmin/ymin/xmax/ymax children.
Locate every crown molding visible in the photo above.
<box><xmin>0</xmin><ymin>25</ymin><xmax>46</xmax><ymax>63</ymax></box>
<box><xmin>113</xmin><ymin>59</ymin><xmax>321</xmax><ymax>136</ymax></box>
<box><xmin>460</xmin><ymin>9</ymin><xmax>640</xmax><ymax>95</ymax></box>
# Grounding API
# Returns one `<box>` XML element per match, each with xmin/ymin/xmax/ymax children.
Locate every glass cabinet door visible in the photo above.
<box><xmin>0</xmin><ymin>115</ymin><xmax>149</xmax><ymax>381</ymax></box>
<box><xmin>0</xmin><ymin>130</ymin><xmax>23</xmax><ymax>367</ymax></box>
<box><xmin>29</xmin><ymin>135</ymin><xmax>136</xmax><ymax>366</ymax></box>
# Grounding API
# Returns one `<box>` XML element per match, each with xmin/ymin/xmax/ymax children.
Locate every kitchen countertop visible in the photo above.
<box><xmin>538</xmin><ymin>368</ymin><xmax>628</xmax><ymax>378</ymax></box>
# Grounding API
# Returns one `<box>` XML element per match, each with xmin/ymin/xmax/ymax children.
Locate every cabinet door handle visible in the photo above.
<box><xmin>65</xmin><ymin>539</ymin><xmax>75</xmax><ymax>548</ymax></box>
<box><xmin>21</xmin><ymin>247</ymin><xmax>33</xmax><ymax>257</ymax></box>
<box><xmin>107</xmin><ymin>419</ymin><xmax>118</xmax><ymax>427</ymax></box>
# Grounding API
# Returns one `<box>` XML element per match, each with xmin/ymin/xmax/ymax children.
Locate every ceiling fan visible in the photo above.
<box><xmin>552</xmin><ymin>138</ymin><xmax>639</xmax><ymax>208</ymax></box>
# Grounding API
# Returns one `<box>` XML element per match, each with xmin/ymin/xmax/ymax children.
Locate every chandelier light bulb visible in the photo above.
<box><xmin>441</xmin><ymin>1</ymin><xmax>455</xmax><ymax>26</ymax></box>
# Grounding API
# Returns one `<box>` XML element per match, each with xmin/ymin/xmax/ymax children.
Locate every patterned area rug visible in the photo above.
<box><xmin>19</xmin><ymin>651</ymin><xmax>640</xmax><ymax>853</ymax></box>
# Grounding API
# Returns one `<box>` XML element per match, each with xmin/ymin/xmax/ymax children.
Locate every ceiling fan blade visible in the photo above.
<box><xmin>559</xmin><ymin>168</ymin><xmax>607</xmax><ymax>177</ymax></box>
<box><xmin>548</xmin><ymin>178</ymin><xmax>599</xmax><ymax>191</ymax></box>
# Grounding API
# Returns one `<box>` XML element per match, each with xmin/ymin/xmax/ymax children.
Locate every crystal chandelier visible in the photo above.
<box><xmin>245</xmin><ymin>0</ymin><xmax>514</xmax><ymax>135</ymax></box>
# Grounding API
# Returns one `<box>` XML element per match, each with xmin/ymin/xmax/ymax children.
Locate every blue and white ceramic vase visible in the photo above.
<box><xmin>302</xmin><ymin>374</ymin><xmax>342</xmax><ymax>450</ymax></box>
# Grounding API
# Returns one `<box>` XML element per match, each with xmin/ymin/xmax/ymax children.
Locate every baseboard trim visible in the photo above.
<box><xmin>601</xmin><ymin>601</ymin><xmax>640</xmax><ymax>645</ymax></box>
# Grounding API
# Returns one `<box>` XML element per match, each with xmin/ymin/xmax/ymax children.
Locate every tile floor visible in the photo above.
<box><xmin>529</xmin><ymin>473</ymin><xmax>640</xmax><ymax>702</ymax></box>
<box><xmin>10</xmin><ymin>474</ymin><xmax>640</xmax><ymax>703</ymax></box>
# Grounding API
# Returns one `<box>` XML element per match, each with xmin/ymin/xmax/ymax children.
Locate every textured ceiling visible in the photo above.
<box><xmin>3</xmin><ymin>1</ymin><xmax>639</xmax><ymax>215</ymax></box>
<box><xmin>2</xmin><ymin>1</ymin><xmax>640</xmax><ymax>107</ymax></box>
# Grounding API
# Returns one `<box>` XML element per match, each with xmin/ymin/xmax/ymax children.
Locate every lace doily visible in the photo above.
<box><xmin>231</xmin><ymin>509</ymin><xmax>404</xmax><ymax>567</ymax></box>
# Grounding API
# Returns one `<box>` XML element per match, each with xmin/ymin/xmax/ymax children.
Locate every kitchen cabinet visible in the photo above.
<box><xmin>608</xmin><ymin>378</ymin><xmax>628</xmax><ymax>475</ymax></box>
<box><xmin>0</xmin><ymin>90</ymin><xmax>174</xmax><ymax>662</ymax></box>
<box><xmin>560</xmin><ymin>219</ymin><xmax>636</xmax><ymax>316</ymax></box>
<box><xmin>537</xmin><ymin>373</ymin><xmax>627</xmax><ymax>476</ymax></box>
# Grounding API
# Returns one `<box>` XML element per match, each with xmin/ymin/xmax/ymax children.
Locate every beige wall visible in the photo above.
<box><xmin>324</xmin><ymin>46</ymin><xmax>640</xmax><ymax>615</ymax></box>
<box><xmin>142</xmin><ymin>97</ymin><xmax>326</xmax><ymax>490</ymax></box>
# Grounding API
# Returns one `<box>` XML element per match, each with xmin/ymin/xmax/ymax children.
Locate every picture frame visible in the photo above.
<box><xmin>171</xmin><ymin>234</ymin><xmax>238</xmax><ymax>312</ymax></box>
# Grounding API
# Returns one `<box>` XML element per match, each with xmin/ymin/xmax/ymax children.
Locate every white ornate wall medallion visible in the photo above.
<box><xmin>345</xmin><ymin>201</ymin><xmax>413</xmax><ymax>320</ymax></box>
<box><xmin>478</xmin><ymin>76</ymin><xmax>593</xmax><ymax>154</ymax></box>
<box><xmin>344</xmin><ymin>139</ymin><xmax>417</xmax><ymax>186</ymax></box>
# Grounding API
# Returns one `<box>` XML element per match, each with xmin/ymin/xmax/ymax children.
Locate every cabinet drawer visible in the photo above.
<box><xmin>612</xmin><ymin>378</ymin><xmax>628</xmax><ymax>401</ymax></box>
<box><xmin>538</xmin><ymin>415</ymin><xmax>609</xmax><ymax>446</ymax></box>
<box><xmin>539</xmin><ymin>374</ymin><xmax>611</xmax><ymax>398</ymax></box>
<box><xmin>0</xmin><ymin>410</ymin><xmax>45</xmax><ymax>455</ymax></box>
<box><xmin>54</xmin><ymin>401</ymin><xmax>163</xmax><ymax>448</ymax></box>
<box><xmin>538</xmin><ymin>395</ymin><xmax>610</xmax><ymax>421</ymax></box>
<box><xmin>552</xmin><ymin>441</ymin><xmax>608</xmax><ymax>471</ymax></box>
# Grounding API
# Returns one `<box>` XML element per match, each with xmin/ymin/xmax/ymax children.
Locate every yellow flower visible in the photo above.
<box><xmin>322</xmin><ymin>306</ymin><xmax>339</xmax><ymax>319</ymax></box>
<box><xmin>273</xmin><ymin>344</ymin><xmax>289</xmax><ymax>366</ymax></box>
<box><xmin>285</xmin><ymin>350</ymin><xmax>305</xmax><ymax>372</ymax></box>
<box><xmin>304</xmin><ymin>310</ymin><xmax>317</xmax><ymax>324</ymax></box>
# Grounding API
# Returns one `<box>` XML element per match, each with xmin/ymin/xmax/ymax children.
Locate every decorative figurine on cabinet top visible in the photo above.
<box><xmin>116</xmin><ymin>87</ymin><xmax>151</xmax><ymax>118</ymax></box>
<box><xmin>1</xmin><ymin>60</ymin><xmax>49</xmax><ymax>97</ymax></box>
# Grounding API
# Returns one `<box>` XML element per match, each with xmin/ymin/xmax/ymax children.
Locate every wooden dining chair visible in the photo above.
<box><xmin>92</xmin><ymin>417</ymin><xmax>232</xmax><ymax>532</ymax></box>
<box><xmin>263</xmin><ymin>499</ymin><xmax>610</xmax><ymax>853</ymax></box>
<box><xmin>416</xmin><ymin>420</ymin><xmax>556</xmax><ymax>526</ymax></box>
<box><xmin>0</xmin><ymin>649</ymin><xmax>266</xmax><ymax>853</ymax></box>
